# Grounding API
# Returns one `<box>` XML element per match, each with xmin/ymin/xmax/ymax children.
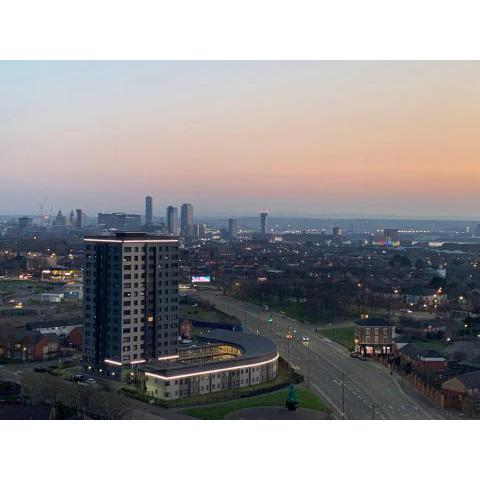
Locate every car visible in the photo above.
<box><xmin>302</xmin><ymin>336</ymin><xmax>310</xmax><ymax>342</ymax></box>
<box><xmin>357</xmin><ymin>356</ymin><xmax>367</xmax><ymax>362</ymax></box>
<box><xmin>73</xmin><ymin>374</ymin><xmax>96</xmax><ymax>384</ymax></box>
<box><xmin>76</xmin><ymin>377</ymin><xmax>96</xmax><ymax>386</ymax></box>
<box><xmin>350</xmin><ymin>352</ymin><xmax>360</xmax><ymax>358</ymax></box>
<box><xmin>34</xmin><ymin>367</ymin><xmax>47</xmax><ymax>373</ymax></box>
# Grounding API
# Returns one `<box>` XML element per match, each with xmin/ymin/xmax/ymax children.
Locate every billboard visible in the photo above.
<box><xmin>191</xmin><ymin>276</ymin><xmax>211</xmax><ymax>283</ymax></box>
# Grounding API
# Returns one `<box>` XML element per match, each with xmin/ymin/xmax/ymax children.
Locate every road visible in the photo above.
<box><xmin>0</xmin><ymin>358</ymin><xmax>192</xmax><ymax>420</ymax></box>
<box><xmin>197</xmin><ymin>289</ymin><xmax>449</xmax><ymax>420</ymax></box>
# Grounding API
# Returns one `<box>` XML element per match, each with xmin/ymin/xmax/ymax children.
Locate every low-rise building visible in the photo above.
<box><xmin>137</xmin><ymin>330</ymin><xmax>279</xmax><ymax>400</ymax></box>
<box><xmin>2</xmin><ymin>332</ymin><xmax>60</xmax><ymax>362</ymax></box>
<box><xmin>397</xmin><ymin>343</ymin><xmax>447</xmax><ymax>373</ymax></box>
<box><xmin>26</xmin><ymin>318</ymin><xmax>82</xmax><ymax>336</ymax></box>
<box><xmin>354</xmin><ymin>318</ymin><xmax>394</xmax><ymax>356</ymax></box>
<box><xmin>69</xmin><ymin>326</ymin><xmax>82</xmax><ymax>350</ymax></box>
<box><xmin>442</xmin><ymin>371</ymin><xmax>480</xmax><ymax>408</ymax></box>
<box><xmin>31</xmin><ymin>292</ymin><xmax>64</xmax><ymax>303</ymax></box>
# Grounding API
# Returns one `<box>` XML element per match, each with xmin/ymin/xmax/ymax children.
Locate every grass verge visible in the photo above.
<box><xmin>182</xmin><ymin>387</ymin><xmax>328</xmax><ymax>420</ymax></box>
<box><xmin>319</xmin><ymin>326</ymin><xmax>355</xmax><ymax>350</ymax></box>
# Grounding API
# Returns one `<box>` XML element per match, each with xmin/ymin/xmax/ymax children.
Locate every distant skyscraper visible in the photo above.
<box><xmin>82</xmin><ymin>232</ymin><xmax>180</xmax><ymax>374</ymax></box>
<box><xmin>69</xmin><ymin>210</ymin><xmax>75</xmax><ymax>227</ymax></box>
<box><xmin>193</xmin><ymin>224</ymin><xmax>200</xmax><ymax>239</ymax></box>
<box><xmin>166</xmin><ymin>206</ymin><xmax>179</xmax><ymax>235</ymax></box>
<box><xmin>260</xmin><ymin>212</ymin><xmax>268</xmax><ymax>234</ymax></box>
<box><xmin>198</xmin><ymin>223</ymin><xmax>207</xmax><ymax>240</ymax></box>
<box><xmin>75</xmin><ymin>209</ymin><xmax>83</xmax><ymax>229</ymax></box>
<box><xmin>229</xmin><ymin>218</ymin><xmax>239</xmax><ymax>240</ymax></box>
<box><xmin>145</xmin><ymin>196</ymin><xmax>153</xmax><ymax>225</ymax></box>
<box><xmin>53</xmin><ymin>210</ymin><xmax>66</xmax><ymax>228</ymax></box>
<box><xmin>98</xmin><ymin>213</ymin><xmax>141</xmax><ymax>231</ymax></box>
<box><xmin>181</xmin><ymin>203</ymin><xmax>194</xmax><ymax>237</ymax></box>
<box><xmin>333</xmin><ymin>226</ymin><xmax>341</xmax><ymax>238</ymax></box>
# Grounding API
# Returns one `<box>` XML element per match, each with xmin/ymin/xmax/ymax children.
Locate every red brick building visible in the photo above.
<box><xmin>354</xmin><ymin>318</ymin><xmax>394</xmax><ymax>356</ymax></box>
<box><xmin>68</xmin><ymin>326</ymin><xmax>82</xmax><ymax>350</ymax></box>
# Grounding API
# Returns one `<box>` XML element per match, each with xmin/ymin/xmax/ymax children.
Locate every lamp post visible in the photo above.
<box><xmin>267</xmin><ymin>316</ymin><xmax>273</xmax><ymax>337</ymax></box>
<box><xmin>306</xmin><ymin>341</ymin><xmax>310</xmax><ymax>389</ymax></box>
<box><xmin>287</xmin><ymin>336</ymin><xmax>291</xmax><ymax>364</ymax></box>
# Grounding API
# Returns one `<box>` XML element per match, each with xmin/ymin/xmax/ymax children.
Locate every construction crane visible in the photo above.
<box><xmin>39</xmin><ymin>197</ymin><xmax>53</xmax><ymax>227</ymax></box>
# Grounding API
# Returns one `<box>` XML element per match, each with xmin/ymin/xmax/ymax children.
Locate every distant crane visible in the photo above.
<box><xmin>39</xmin><ymin>196</ymin><xmax>53</xmax><ymax>226</ymax></box>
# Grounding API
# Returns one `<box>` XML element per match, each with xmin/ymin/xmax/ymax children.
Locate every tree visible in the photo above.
<box><xmin>430</xmin><ymin>276</ymin><xmax>447</xmax><ymax>289</ymax></box>
<box><xmin>389</xmin><ymin>255</ymin><xmax>411</xmax><ymax>268</ymax></box>
<box><xmin>415</xmin><ymin>258</ymin><xmax>426</xmax><ymax>269</ymax></box>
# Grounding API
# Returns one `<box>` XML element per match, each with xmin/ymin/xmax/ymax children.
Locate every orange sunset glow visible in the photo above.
<box><xmin>1</xmin><ymin>61</ymin><xmax>480</xmax><ymax>217</ymax></box>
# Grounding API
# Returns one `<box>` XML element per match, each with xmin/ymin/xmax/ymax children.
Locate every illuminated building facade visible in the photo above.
<box><xmin>82</xmin><ymin>232</ymin><xmax>180</xmax><ymax>376</ymax></box>
<box><xmin>354</xmin><ymin>318</ymin><xmax>394</xmax><ymax>356</ymax></box>
<box><xmin>41</xmin><ymin>266</ymin><xmax>76</xmax><ymax>282</ymax></box>
<box><xmin>138</xmin><ymin>330</ymin><xmax>279</xmax><ymax>400</ymax></box>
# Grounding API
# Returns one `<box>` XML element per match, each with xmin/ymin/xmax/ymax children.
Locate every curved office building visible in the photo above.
<box><xmin>138</xmin><ymin>330</ymin><xmax>279</xmax><ymax>400</ymax></box>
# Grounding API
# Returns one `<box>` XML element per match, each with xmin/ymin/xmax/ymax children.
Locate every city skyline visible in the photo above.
<box><xmin>2</xmin><ymin>61</ymin><xmax>480</xmax><ymax>217</ymax></box>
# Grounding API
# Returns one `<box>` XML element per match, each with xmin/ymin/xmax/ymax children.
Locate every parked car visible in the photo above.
<box><xmin>73</xmin><ymin>374</ymin><xmax>96</xmax><ymax>385</ymax></box>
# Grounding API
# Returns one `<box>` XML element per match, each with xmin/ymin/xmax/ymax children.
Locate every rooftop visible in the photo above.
<box><xmin>84</xmin><ymin>232</ymin><xmax>178</xmax><ymax>242</ymax></box>
<box><xmin>354</xmin><ymin>318</ymin><xmax>393</xmax><ymax>327</ymax></box>
<box><xmin>455</xmin><ymin>370</ymin><xmax>480</xmax><ymax>389</ymax></box>
<box><xmin>138</xmin><ymin>329</ymin><xmax>278</xmax><ymax>379</ymax></box>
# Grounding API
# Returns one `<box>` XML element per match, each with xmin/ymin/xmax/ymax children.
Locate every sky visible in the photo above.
<box><xmin>1</xmin><ymin>61</ymin><xmax>480</xmax><ymax>219</ymax></box>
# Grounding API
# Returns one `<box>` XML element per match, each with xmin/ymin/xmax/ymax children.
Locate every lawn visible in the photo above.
<box><xmin>182</xmin><ymin>387</ymin><xmax>327</xmax><ymax>420</ymax></box>
<box><xmin>0</xmin><ymin>279</ymin><xmax>41</xmax><ymax>289</ymax></box>
<box><xmin>270</xmin><ymin>303</ymin><xmax>322</xmax><ymax>324</ymax></box>
<box><xmin>319</xmin><ymin>326</ymin><xmax>355</xmax><ymax>350</ymax></box>
<box><xmin>179</xmin><ymin>303</ymin><xmax>237</xmax><ymax>326</ymax></box>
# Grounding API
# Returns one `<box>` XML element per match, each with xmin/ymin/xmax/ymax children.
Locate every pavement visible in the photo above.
<box><xmin>196</xmin><ymin>289</ymin><xmax>452</xmax><ymax>420</ymax></box>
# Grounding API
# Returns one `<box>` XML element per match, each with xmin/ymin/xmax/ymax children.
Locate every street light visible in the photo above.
<box><xmin>267</xmin><ymin>316</ymin><xmax>273</xmax><ymax>337</ymax></box>
<box><xmin>285</xmin><ymin>333</ymin><xmax>293</xmax><ymax>364</ymax></box>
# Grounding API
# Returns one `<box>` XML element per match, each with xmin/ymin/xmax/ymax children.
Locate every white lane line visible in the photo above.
<box><xmin>310</xmin><ymin>381</ymin><xmax>343</xmax><ymax>419</ymax></box>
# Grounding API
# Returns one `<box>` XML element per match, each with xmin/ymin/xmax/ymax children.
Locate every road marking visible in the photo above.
<box><xmin>311</xmin><ymin>381</ymin><xmax>343</xmax><ymax>419</ymax></box>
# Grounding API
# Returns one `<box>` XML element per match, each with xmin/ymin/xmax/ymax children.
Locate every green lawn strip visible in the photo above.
<box><xmin>182</xmin><ymin>387</ymin><xmax>327</xmax><ymax>420</ymax></box>
<box><xmin>179</xmin><ymin>304</ymin><xmax>237</xmax><ymax>325</ymax></box>
<box><xmin>319</xmin><ymin>326</ymin><xmax>355</xmax><ymax>350</ymax></box>
<box><xmin>0</xmin><ymin>279</ymin><xmax>42</xmax><ymax>289</ymax></box>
